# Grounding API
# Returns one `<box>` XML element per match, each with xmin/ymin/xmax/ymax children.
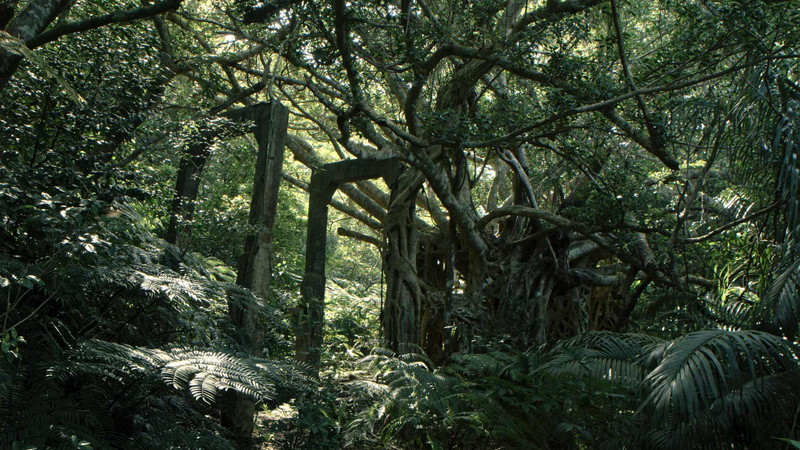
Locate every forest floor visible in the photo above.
<box><xmin>258</xmin><ymin>403</ymin><xmax>298</xmax><ymax>449</ymax></box>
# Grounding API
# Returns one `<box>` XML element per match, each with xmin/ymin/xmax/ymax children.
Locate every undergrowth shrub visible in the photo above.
<box><xmin>0</xmin><ymin>171</ymin><xmax>299</xmax><ymax>448</ymax></box>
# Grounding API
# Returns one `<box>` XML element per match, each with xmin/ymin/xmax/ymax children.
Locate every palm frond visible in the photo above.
<box><xmin>646</xmin><ymin>368</ymin><xmax>800</xmax><ymax>449</ymax></box>
<box><xmin>537</xmin><ymin>331</ymin><xmax>664</xmax><ymax>384</ymax></box>
<box><xmin>639</xmin><ymin>330</ymin><xmax>797</xmax><ymax>423</ymax></box>
<box><xmin>767</xmin><ymin>257</ymin><xmax>800</xmax><ymax>338</ymax></box>
<box><xmin>706</xmin><ymin>264</ymin><xmax>758</xmax><ymax>330</ymax></box>
<box><xmin>776</xmin><ymin>108</ymin><xmax>800</xmax><ymax>240</ymax></box>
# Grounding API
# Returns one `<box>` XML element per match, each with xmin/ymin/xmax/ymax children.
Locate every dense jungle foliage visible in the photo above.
<box><xmin>3</xmin><ymin>0</ymin><xmax>800</xmax><ymax>448</ymax></box>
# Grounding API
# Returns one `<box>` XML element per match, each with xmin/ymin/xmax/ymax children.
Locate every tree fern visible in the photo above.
<box><xmin>346</xmin><ymin>349</ymin><xmax>465</xmax><ymax>448</ymax></box>
<box><xmin>346</xmin><ymin>348</ymin><xmax>622</xmax><ymax>449</ymax></box>
<box><xmin>1</xmin><ymin>338</ymin><xmax>280</xmax><ymax>448</ymax></box>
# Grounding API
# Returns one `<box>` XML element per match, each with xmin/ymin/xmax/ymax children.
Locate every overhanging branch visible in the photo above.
<box><xmin>28</xmin><ymin>0</ymin><xmax>183</xmax><ymax>48</ymax></box>
<box><xmin>679</xmin><ymin>201</ymin><xmax>780</xmax><ymax>244</ymax></box>
<box><xmin>337</xmin><ymin>227</ymin><xmax>381</xmax><ymax>247</ymax></box>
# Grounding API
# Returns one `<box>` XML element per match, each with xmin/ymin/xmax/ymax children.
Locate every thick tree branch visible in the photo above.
<box><xmin>0</xmin><ymin>0</ymin><xmax>69</xmax><ymax>88</ymax></box>
<box><xmin>333</xmin><ymin>0</ymin><xmax>360</xmax><ymax>104</ymax></box>
<box><xmin>512</xmin><ymin>0</ymin><xmax>606</xmax><ymax>33</ymax></box>
<box><xmin>601</xmin><ymin>108</ymin><xmax>678</xmax><ymax>169</ymax></box>
<box><xmin>567</xmin><ymin>268</ymin><xmax>626</xmax><ymax>286</ymax></box>
<box><xmin>27</xmin><ymin>0</ymin><xmax>183</xmax><ymax>48</ymax></box>
<box><xmin>461</xmin><ymin>54</ymin><xmax>799</xmax><ymax>151</ymax></box>
<box><xmin>6</xmin><ymin>0</ymin><xmax>67</xmax><ymax>40</ymax></box>
<box><xmin>478</xmin><ymin>205</ymin><xmax>649</xmax><ymax>273</ymax></box>
<box><xmin>286</xmin><ymin>134</ymin><xmax>390</xmax><ymax>222</ymax></box>
<box><xmin>609</xmin><ymin>0</ymin><xmax>662</xmax><ymax>152</ymax></box>
<box><xmin>337</xmin><ymin>227</ymin><xmax>381</xmax><ymax>247</ymax></box>
<box><xmin>480</xmin><ymin>205</ymin><xmax>725</xmax><ymax>291</ymax></box>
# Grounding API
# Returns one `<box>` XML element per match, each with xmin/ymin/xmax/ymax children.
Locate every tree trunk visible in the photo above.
<box><xmin>233</xmin><ymin>102</ymin><xmax>289</xmax><ymax>311</ymax></box>
<box><xmin>417</xmin><ymin>229</ymin><xmax>449</xmax><ymax>364</ymax></box>
<box><xmin>0</xmin><ymin>0</ymin><xmax>69</xmax><ymax>89</ymax></box>
<box><xmin>165</xmin><ymin>105</ymin><xmax>267</xmax><ymax>248</ymax></box>
<box><xmin>382</xmin><ymin>169</ymin><xmax>423</xmax><ymax>354</ymax></box>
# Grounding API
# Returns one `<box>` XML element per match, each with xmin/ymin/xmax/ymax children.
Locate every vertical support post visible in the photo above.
<box><xmin>227</xmin><ymin>101</ymin><xmax>288</xmax><ymax>441</ymax></box>
<box><xmin>164</xmin><ymin>129</ymin><xmax>215</xmax><ymax>247</ymax></box>
<box><xmin>295</xmin><ymin>171</ymin><xmax>336</xmax><ymax>371</ymax></box>
<box><xmin>233</xmin><ymin>101</ymin><xmax>289</xmax><ymax>329</ymax></box>
<box><xmin>293</xmin><ymin>158</ymin><xmax>400</xmax><ymax>373</ymax></box>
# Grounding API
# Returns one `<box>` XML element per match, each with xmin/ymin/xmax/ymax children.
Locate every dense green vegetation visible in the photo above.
<box><xmin>3</xmin><ymin>0</ymin><xmax>800</xmax><ymax>448</ymax></box>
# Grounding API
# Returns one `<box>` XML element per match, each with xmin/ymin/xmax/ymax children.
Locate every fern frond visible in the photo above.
<box><xmin>348</xmin><ymin>379</ymin><xmax>390</xmax><ymax>397</ymax></box>
<box><xmin>136</xmin><ymin>270</ymin><xmax>213</xmax><ymax>308</ymax></box>
<box><xmin>54</xmin><ymin>340</ymin><xmax>274</xmax><ymax>405</ymax></box>
<box><xmin>49</xmin><ymin>339</ymin><xmax>169</xmax><ymax>384</ymax></box>
<box><xmin>447</xmin><ymin>352</ymin><xmax>510</xmax><ymax>377</ymax></box>
<box><xmin>253</xmin><ymin>359</ymin><xmax>315</xmax><ymax>391</ymax></box>
<box><xmin>160</xmin><ymin>349</ymin><xmax>274</xmax><ymax>403</ymax></box>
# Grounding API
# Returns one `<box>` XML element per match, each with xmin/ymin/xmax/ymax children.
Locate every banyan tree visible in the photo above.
<box><xmin>152</xmin><ymin>0</ymin><xmax>796</xmax><ymax>371</ymax></box>
<box><xmin>261</xmin><ymin>0</ymin><xmax>794</xmax><ymax>368</ymax></box>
